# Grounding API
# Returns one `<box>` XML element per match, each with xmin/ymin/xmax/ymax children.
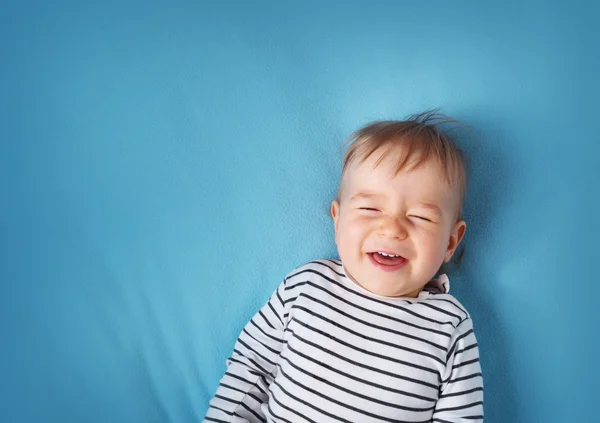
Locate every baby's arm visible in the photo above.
<box><xmin>203</xmin><ymin>279</ymin><xmax>290</xmax><ymax>423</ymax></box>
<box><xmin>432</xmin><ymin>318</ymin><xmax>484</xmax><ymax>422</ymax></box>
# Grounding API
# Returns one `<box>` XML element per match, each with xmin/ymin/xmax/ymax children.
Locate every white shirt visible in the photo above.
<box><xmin>204</xmin><ymin>259</ymin><xmax>483</xmax><ymax>423</ymax></box>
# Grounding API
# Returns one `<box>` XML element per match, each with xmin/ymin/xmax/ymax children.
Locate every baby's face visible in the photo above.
<box><xmin>331</xmin><ymin>148</ymin><xmax>466</xmax><ymax>298</ymax></box>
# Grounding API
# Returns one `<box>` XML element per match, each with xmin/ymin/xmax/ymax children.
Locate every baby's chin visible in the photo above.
<box><xmin>370</xmin><ymin>284</ymin><xmax>422</xmax><ymax>298</ymax></box>
<box><xmin>349</xmin><ymin>273</ymin><xmax>423</xmax><ymax>298</ymax></box>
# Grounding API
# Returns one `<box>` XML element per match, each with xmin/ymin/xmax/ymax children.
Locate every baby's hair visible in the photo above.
<box><xmin>341</xmin><ymin>110</ymin><xmax>467</xmax><ymax>220</ymax></box>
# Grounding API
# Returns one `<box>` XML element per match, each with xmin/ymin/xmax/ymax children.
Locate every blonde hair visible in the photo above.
<box><xmin>341</xmin><ymin>111</ymin><xmax>467</xmax><ymax>219</ymax></box>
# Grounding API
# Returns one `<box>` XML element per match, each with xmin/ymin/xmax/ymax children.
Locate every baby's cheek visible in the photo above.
<box><xmin>340</xmin><ymin>224</ymin><xmax>364</xmax><ymax>246</ymax></box>
<box><xmin>335</xmin><ymin>225</ymin><xmax>361</xmax><ymax>254</ymax></box>
<box><xmin>428</xmin><ymin>234</ymin><xmax>450</xmax><ymax>262</ymax></box>
<box><xmin>336</xmin><ymin>230</ymin><xmax>354</xmax><ymax>251</ymax></box>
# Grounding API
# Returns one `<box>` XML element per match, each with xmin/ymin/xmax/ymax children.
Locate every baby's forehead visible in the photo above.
<box><xmin>339</xmin><ymin>151</ymin><xmax>462</xmax><ymax>208</ymax></box>
<box><xmin>344</xmin><ymin>148</ymin><xmax>448</xmax><ymax>181</ymax></box>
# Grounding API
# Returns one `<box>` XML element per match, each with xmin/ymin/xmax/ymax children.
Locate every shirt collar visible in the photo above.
<box><xmin>420</xmin><ymin>273</ymin><xmax>450</xmax><ymax>296</ymax></box>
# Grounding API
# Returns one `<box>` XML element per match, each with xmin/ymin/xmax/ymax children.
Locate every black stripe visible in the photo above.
<box><xmin>288</xmin><ymin>328</ymin><xmax>439</xmax><ymax>389</ymax></box>
<box><xmin>446</xmin><ymin>372</ymin><xmax>483</xmax><ymax>384</ymax></box>
<box><xmin>208</xmin><ymin>404</ymin><xmax>233</xmax><ymax>415</ymax></box>
<box><xmin>284</xmin><ymin>342</ymin><xmax>436</xmax><ymax>402</ymax></box>
<box><xmin>435</xmin><ymin>416</ymin><xmax>489</xmax><ymax>422</ymax></box>
<box><xmin>269</xmin><ymin>388</ymin><xmax>317</xmax><ymax>423</ymax></box>
<box><xmin>322</xmin><ymin>258</ymin><xmax>343</xmax><ymax>267</ymax></box>
<box><xmin>416</xmin><ymin>301</ymin><xmax>463</xmax><ymax>321</ymax></box>
<box><xmin>286</xmin><ymin>268</ymin><xmax>457</xmax><ymax>327</ymax></box>
<box><xmin>276</xmin><ymin>288</ymin><xmax>285</xmax><ymax>308</ymax></box>
<box><xmin>218</xmin><ymin>383</ymin><xmax>264</xmax><ymax>412</ymax></box>
<box><xmin>293</xmin><ymin>301</ymin><xmax>445</xmax><ymax>364</ymax></box>
<box><xmin>430</xmin><ymin>297</ymin><xmax>469</xmax><ymax>319</ymax></box>
<box><xmin>267</xmin><ymin>300</ymin><xmax>283</xmax><ymax>326</ymax></box>
<box><xmin>298</xmin><ymin>292</ymin><xmax>448</xmax><ymax>351</ymax></box>
<box><xmin>283</xmin><ymin>292</ymin><xmax>297</xmax><ymax>305</ymax></box>
<box><xmin>266</xmin><ymin>401</ymin><xmax>294</xmax><ymax>423</ymax></box>
<box><xmin>229</xmin><ymin>355</ymin><xmax>273</xmax><ymax>378</ymax></box>
<box><xmin>434</xmin><ymin>400</ymin><xmax>483</xmax><ymax>412</ymax></box>
<box><xmin>219</xmin><ymin>382</ymin><xmax>246</xmax><ymax>394</ymax></box>
<box><xmin>266</xmin><ymin>401</ymin><xmax>296</xmax><ymax>423</ymax></box>
<box><xmin>446</xmin><ymin>327</ymin><xmax>474</xmax><ymax>360</ymax></box>
<box><xmin>250</xmin><ymin>319</ymin><xmax>282</xmax><ymax>344</ymax></box>
<box><xmin>221</xmin><ymin>386</ymin><xmax>265</xmax><ymax>408</ymax></box>
<box><xmin>247</xmin><ymin>368</ymin><xmax>270</xmax><ymax>383</ymax></box>
<box><xmin>279</xmin><ymin>354</ymin><xmax>436</xmax><ymax>412</ymax></box>
<box><xmin>308</xmin><ymin>260</ymin><xmax>345</xmax><ymax>277</ymax></box>
<box><xmin>224</xmin><ymin>371</ymin><xmax>267</xmax><ymax>395</ymax></box>
<box><xmin>223</xmin><ymin>371</ymin><xmax>254</xmax><ymax>386</ymax></box>
<box><xmin>452</xmin><ymin>357</ymin><xmax>480</xmax><ymax>370</ymax></box>
<box><xmin>243</xmin><ymin>327</ymin><xmax>280</xmax><ymax>355</ymax></box>
<box><xmin>237</xmin><ymin>338</ymin><xmax>277</xmax><ymax>367</ymax></box>
<box><xmin>455</xmin><ymin>342</ymin><xmax>478</xmax><ymax>356</ymax></box>
<box><xmin>239</xmin><ymin>401</ymin><xmax>267</xmax><ymax>422</ymax></box>
<box><xmin>258</xmin><ymin>310</ymin><xmax>275</xmax><ymax>329</ymax></box>
<box><xmin>214</xmin><ymin>394</ymin><xmax>239</xmax><ymax>404</ymax></box>
<box><xmin>247</xmin><ymin>391</ymin><xmax>265</xmax><ymax>405</ymax></box>
<box><xmin>439</xmin><ymin>386</ymin><xmax>483</xmax><ymax>399</ymax></box>
<box><xmin>282</xmin><ymin>296</ymin><xmax>296</xmax><ymax>306</ymax></box>
<box><xmin>204</xmin><ymin>413</ymin><xmax>229</xmax><ymax>422</ymax></box>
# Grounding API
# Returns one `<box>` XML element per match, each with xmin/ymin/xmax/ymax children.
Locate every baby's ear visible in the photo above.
<box><xmin>330</xmin><ymin>200</ymin><xmax>340</xmax><ymax>229</ymax></box>
<box><xmin>444</xmin><ymin>220</ymin><xmax>466</xmax><ymax>262</ymax></box>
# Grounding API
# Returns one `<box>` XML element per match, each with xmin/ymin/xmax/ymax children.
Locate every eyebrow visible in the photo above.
<box><xmin>415</xmin><ymin>203</ymin><xmax>443</xmax><ymax>215</ymax></box>
<box><xmin>349</xmin><ymin>192</ymin><xmax>384</xmax><ymax>201</ymax></box>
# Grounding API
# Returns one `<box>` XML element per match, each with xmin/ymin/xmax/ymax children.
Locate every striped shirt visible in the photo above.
<box><xmin>204</xmin><ymin>260</ymin><xmax>483</xmax><ymax>423</ymax></box>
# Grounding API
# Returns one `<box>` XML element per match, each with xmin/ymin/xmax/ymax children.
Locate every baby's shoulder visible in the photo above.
<box><xmin>279</xmin><ymin>259</ymin><xmax>348</xmax><ymax>301</ymax></box>
<box><xmin>420</xmin><ymin>292</ymin><xmax>472</xmax><ymax>327</ymax></box>
<box><xmin>283</xmin><ymin>259</ymin><xmax>345</xmax><ymax>287</ymax></box>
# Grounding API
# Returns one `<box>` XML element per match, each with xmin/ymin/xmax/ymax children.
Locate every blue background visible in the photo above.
<box><xmin>1</xmin><ymin>1</ymin><xmax>599</xmax><ymax>422</ymax></box>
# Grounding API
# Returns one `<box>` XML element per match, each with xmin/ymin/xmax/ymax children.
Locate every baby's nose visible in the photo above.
<box><xmin>379</xmin><ymin>215</ymin><xmax>408</xmax><ymax>240</ymax></box>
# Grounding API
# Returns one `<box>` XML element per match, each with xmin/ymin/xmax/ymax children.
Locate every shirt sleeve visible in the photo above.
<box><xmin>432</xmin><ymin>318</ymin><xmax>484</xmax><ymax>423</ymax></box>
<box><xmin>203</xmin><ymin>279</ymin><xmax>292</xmax><ymax>423</ymax></box>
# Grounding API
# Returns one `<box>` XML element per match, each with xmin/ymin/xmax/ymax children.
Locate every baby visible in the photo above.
<box><xmin>203</xmin><ymin>112</ymin><xmax>484</xmax><ymax>422</ymax></box>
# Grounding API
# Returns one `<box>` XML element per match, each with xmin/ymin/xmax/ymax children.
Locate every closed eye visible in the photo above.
<box><xmin>359</xmin><ymin>207</ymin><xmax>380</xmax><ymax>212</ymax></box>
<box><xmin>410</xmin><ymin>215</ymin><xmax>433</xmax><ymax>222</ymax></box>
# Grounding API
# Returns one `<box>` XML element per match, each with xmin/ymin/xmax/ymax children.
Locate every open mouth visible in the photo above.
<box><xmin>368</xmin><ymin>251</ymin><xmax>408</xmax><ymax>271</ymax></box>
